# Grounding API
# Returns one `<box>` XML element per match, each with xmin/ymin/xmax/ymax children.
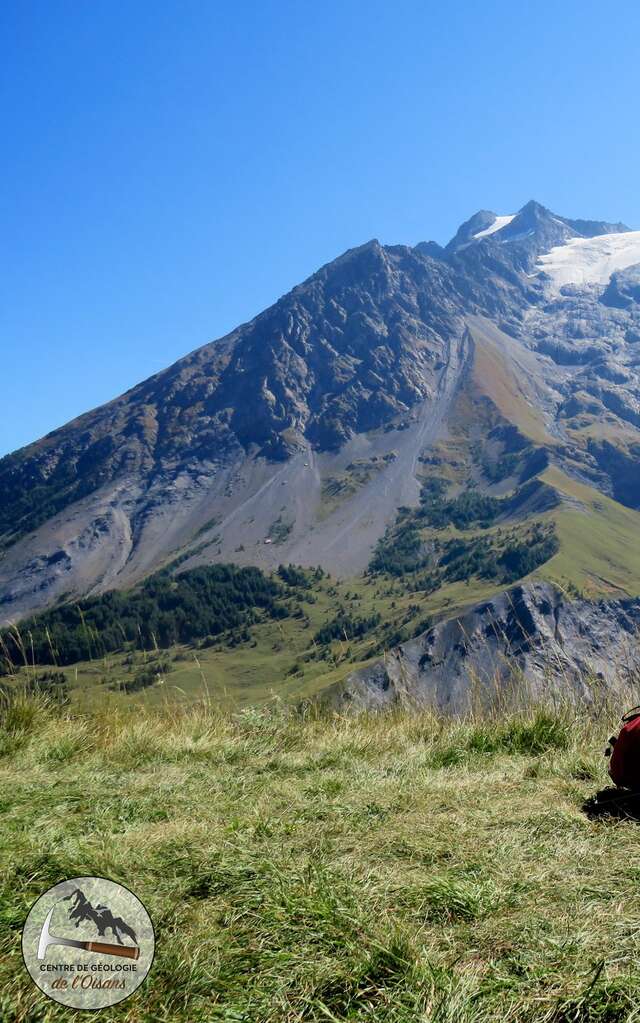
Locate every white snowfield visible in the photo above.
<box><xmin>537</xmin><ymin>230</ymin><xmax>640</xmax><ymax>288</ymax></box>
<box><xmin>473</xmin><ymin>214</ymin><xmax>516</xmax><ymax>239</ymax></box>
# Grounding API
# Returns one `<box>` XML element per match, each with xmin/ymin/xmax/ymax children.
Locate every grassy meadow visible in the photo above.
<box><xmin>2</xmin><ymin>690</ymin><xmax>640</xmax><ymax>1023</ymax></box>
<box><xmin>0</xmin><ymin>569</ymin><xmax>503</xmax><ymax>713</ymax></box>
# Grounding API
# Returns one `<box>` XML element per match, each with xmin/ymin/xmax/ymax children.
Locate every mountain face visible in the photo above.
<box><xmin>2</xmin><ymin>199</ymin><xmax>640</xmax><ymax>627</ymax></box>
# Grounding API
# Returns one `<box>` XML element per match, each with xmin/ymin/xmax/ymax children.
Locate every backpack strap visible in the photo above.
<box><xmin>622</xmin><ymin>706</ymin><xmax>640</xmax><ymax>723</ymax></box>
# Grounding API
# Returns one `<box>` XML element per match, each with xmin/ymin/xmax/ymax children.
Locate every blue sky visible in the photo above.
<box><xmin>2</xmin><ymin>0</ymin><xmax>639</xmax><ymax>456</ymax></box>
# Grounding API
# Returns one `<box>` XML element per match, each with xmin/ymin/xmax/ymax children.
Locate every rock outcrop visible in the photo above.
<box><xmin>335</xmin><ymin>583</ymin><xmax>640</xmax><ymax>714</ymax></box>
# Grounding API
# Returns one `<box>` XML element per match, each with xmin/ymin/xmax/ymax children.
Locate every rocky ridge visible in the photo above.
<box><xmin>2</xmin><ymin>200</ymin><xmax>640</xmax><ymax>629</ymax></box>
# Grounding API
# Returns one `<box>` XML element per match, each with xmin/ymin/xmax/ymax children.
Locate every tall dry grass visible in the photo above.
<box><xmin>1</xmin><ymin>682</ymin><xmax>640</xmax><ymax>1022</ymax></box>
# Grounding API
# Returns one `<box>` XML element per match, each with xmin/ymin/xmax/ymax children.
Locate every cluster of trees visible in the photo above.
<box><xmin>115</xmin><ymin>657</ymin><xmax>173</xmax><ymax>694</ymax></box>
<box><xmin>314</xmin><ymin>610</ymin><xmax>381</xmax><ymax>646</ymax></box>
<box><xmin>418</xmin><ymin>481</ymin><xmax>503</xmax><ymax>530</ymax></box>
<box><xmin>368</xmin><ymin>518</ymin><xmax>428</xmax><ymax>577</ymax></box>
<box><xmin>0</xmin><ymin>564</ymin><xmax>290</xmax><ymax>670</ymax></box>
<box><xmin>367</xmin><ymin>475</ymin><xmax>559</xmax><ymax>589</ymax></box>
<box><xmin>440</xmin><ymin>536</ymin><xmax>499</xmax><ymax>582</ymax></box>
<box><xmin>497</xmin><ymin>526</ymin><xmax>559</xmax><ymax>583</ymax></box>
<box><xmin>369</xmin><ymin>482</ymin><xmax>508</xmax><ymax>579</ymax></box>
<box><xmin>277</xmin><ymin>564</ymin><xmax>322</xmax><ymax>587</ymax></box>
<box><xmin>439</xmin><ymin>524</ymin><xmax>559</xmax><ymax>585</ymax></box>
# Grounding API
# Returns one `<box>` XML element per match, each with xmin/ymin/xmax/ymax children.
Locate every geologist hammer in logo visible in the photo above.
<box><xmin>37</xmin><ymin>901</ymin><xmax>141</xmax><ymax>961</ymax></box>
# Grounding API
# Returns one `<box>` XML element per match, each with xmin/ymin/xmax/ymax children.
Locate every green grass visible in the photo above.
<box><xmin>539</xmin><ymin>467</ymin><xmax>640</xmax><ymax>597</ymax></box>
<box><xmin>470</xmin><ymin>332</ymin><xmax>552</xmax><ymax>446</ymax></box>
<box><xmin>2</xmin><ymin>694</ymin><xmax>640</xmax><ymax>1021</ymax></box>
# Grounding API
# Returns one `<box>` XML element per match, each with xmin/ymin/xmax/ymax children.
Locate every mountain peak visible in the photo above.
<box><xmin>446</xmin><ymin>200</ymin><xmax>631</xmax><ymax>256</ymax></box>
<box><xmin>445</xmin><ymin>210</ymin><xmax>501</xmax><ymax>251</ymax></box>
<box><xmin>517</xmin><ymin>199</ymin><xmax>549</xmax><ymax>215</ymax></box>
<box><xmin>447</xmin><ymin>199</ymin><xmax>606</xmax><ymax>258</ymax></box>
<box><xmin>514</xmin><ymin>200</ymin><xmax>631</xmax><ymax>239</ymax></box>
<box><xmin>445</xmin><ymin>203</ymin><xmax>559</xmax><ymax>252</ymax></box>
<box><xmin>2</xmin><ymin>195</ymin><xmax>640</xmax><ymax>631</ymax></box>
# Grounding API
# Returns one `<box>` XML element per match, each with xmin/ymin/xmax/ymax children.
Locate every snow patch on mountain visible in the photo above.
<box><xmin>473</xmin><ymin>214</ymin><xmax>516</xmax><ymax>239</ymax></box>
<box><xmin>538</xmin><ymin>230</ymin><xmax>640</xmax><ymax>288</ymax></box>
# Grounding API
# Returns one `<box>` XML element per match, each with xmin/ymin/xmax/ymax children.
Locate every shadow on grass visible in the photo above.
<box><xmin>582</xmin><ymin>787</ymin><xmax>640</xmax><ymax>821</ymax></box>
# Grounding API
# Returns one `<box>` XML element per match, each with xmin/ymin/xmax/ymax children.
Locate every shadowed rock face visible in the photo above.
<box><xmin>2</xmin><ymin>200</ymin><xmax>640</xmax><ymax>623</ymax></box>
<box><xmin>602</xmin><ymin>266</ymin><xmax>640</xmax><ymax>310</ymax></box>
<box><xmin>334</xmin><ymin>583</ymin><xmax>640</xmax><ymax>714</ymax></box>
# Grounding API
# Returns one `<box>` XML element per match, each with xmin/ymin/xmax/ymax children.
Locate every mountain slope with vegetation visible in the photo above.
<box><xmin>4</xmin><ymin>459</ymin><xmax>640</xmax><ymax>714</ymax></box>
<box><xmin>3</xmin><ymin>200</ymin><xmax>640</xmax><ymax>711</ymax></box>
<box><xmin>2</xmin><ymin>201</ymin><xmax>640</xmax><ymax>632</ymax></box>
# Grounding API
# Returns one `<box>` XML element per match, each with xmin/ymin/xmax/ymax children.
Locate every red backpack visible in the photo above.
<box><xmin>607</xmin><ymin>708</ymin><xmax>640</xmax><ymax>789</ymax></box>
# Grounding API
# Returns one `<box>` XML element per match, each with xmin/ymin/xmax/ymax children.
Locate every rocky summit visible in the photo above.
<box><xmin>2</xmin><ymin>200</ymin><xmax>640</xmax><ymax>707</ymax></box>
